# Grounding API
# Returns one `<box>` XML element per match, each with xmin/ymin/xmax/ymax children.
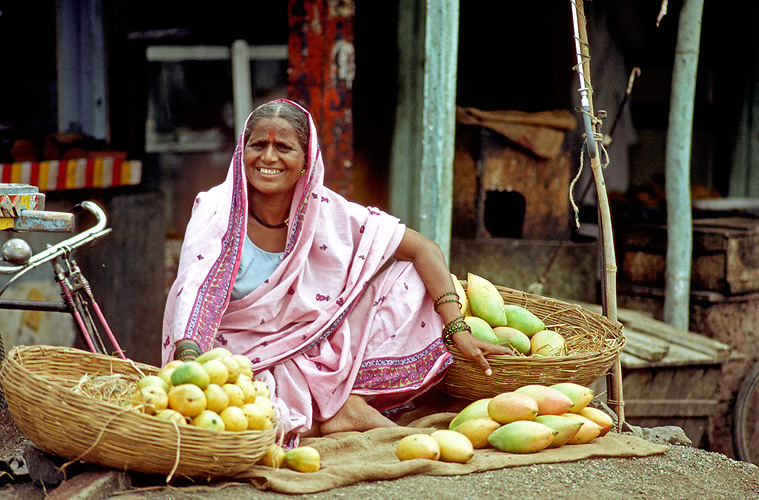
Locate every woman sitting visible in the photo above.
<box><xmin>162</xmin><ymin>99</ymin><xmax>512</xmax><ymax>442</ymax></box>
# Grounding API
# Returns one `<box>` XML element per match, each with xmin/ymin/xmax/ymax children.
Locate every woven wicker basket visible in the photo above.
<box><xmin>0</xmin><ymin>344</ymin><xmax>276</xmax><ymax>479</ymax></box>
<box><xmin>441</xmin><ymin>285</ymin><xmax>625</xmax><ymax>400</ymax></box>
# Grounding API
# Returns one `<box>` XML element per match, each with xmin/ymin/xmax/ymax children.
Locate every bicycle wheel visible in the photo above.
<box><xmin>733</xmin><ymin>360</ymin><xmax>759</xmax><ymax>465</ymax></box>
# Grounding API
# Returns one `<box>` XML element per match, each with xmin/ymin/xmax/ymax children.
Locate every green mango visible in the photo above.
<box><xmin>503</xmin><ymin>304</ymin><xmax>545</xmax><ymax>337</ymax></box>
<box><xmin>448</xmin><ymin>398</ymin><xmax>493</xmax><ymax>430</ymax></box>
<box><xmin>492</xmin><ymin>326</ymin><xmax>531</xmax><ymax>355</ymax></box>
<box><xmin>534</xmin><ymin>415</ymin><xmax>583</xmax><ymax>448</ymax></box>
<box><xmin>464</xmin><ymin>316</ymin><xmax>499</xmax><ymax>344</ymax></box>
<box><xmin>466</xmin><ymin>273</ymin><xmax>508</xmax><ymax>327</ymax></box>
<box><xmin>487</xmin><ymin>420</ymin><xmax>557</xmax><ymax>453</ymax></box>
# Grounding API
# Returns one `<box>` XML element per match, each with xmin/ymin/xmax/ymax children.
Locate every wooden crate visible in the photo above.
<box><xmin>585</xmin><ymin>304</ymin><xmax>733</xmax><ymax>448</ymax></box>
<box><xmin>618</xmin><ymin>217</ymin><xmax>759</xmax><ymax>295</ymax></box>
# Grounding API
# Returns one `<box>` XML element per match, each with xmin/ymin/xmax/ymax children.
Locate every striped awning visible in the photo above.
<box><xmin>0</xmin><ymin>157</ymin><xmax>141</xmax><ymax>191</ymax></box>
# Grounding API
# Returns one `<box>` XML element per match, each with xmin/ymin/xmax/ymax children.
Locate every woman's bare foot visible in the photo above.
<box><xmin>320</xmin><ymin>395</ymin><xmax>398</xmax><ymax>435</ymax></box>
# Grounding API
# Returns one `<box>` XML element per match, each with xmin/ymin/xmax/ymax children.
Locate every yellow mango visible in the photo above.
<box><xmin>452</xmin><ymin>417</ymin><xmax>501</xmax><ymax>448</ymax></box>
<box><xmin>466</xmin><ymin>273</ymin><xmax>508</xmax><ymax>327</ymax></box>
<box><xmin>550</xmin><ymin>382</ymin><xmax>595</xmax><ymax>413</ymax></box>
<box><xmin>487</xmin><ymin>391</ymin><xmax>539</xmax><ymax>424</ymax></box>
<box><xmin>431</xmin><ymin>430</ymin><xmax>474</xmax><ymax>463</ymax></box>
<box><xmin>487</xmin><ymin>420</ymin><xmax>557</xmax><ymax>454</ymax></box>
<box><xmin>395</xmin><ymin>434</ymin><xmax>440</xmax><ymax>461</ymax></box>
<box><xmin>530</xmin><ymin>329</ymin><xmax>566</xmax><ymax>356</ymax></box>
<box><xmin>448</xmin><ymin>398</ymin><xmax>493</xmax><ymax>429</ymax></box>
<box><xmin>579</xmin><ymin>407</ymin><xmax>614</xmax><ymax>436</ymax></box>
<box><xmin>285</xmin><ymin>446</ymin><xmax>321</xmax><ymax>472</ymax></box>
<box><xmin>534</xmin><ymin>414</ymin><xmax>583</xmax><ymax>448</ymax></box>
<box><xmin>561</xmin><ymin>413</ymin><xmax>603</xmax><ymax>444</ymax></box>
<box><xmin>451</xmin><ymin>274</ymin><xmax>470</xmax><ymax>315</ymax></box>
<box><xmin>514</xmin><ymin>385</ymin><xmax>573</xmax><ymax>416</ymax></box>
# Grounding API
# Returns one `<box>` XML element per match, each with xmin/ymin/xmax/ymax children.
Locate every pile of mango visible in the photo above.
<box><xmin>453</xmin><ymin>273</ymin><xmax>565</xmax><ymax>356</ymax></box>
<box><xmin>396</xmin><ymin>382</ymin><xmax>613</xmax><ymax>462</ymax></box>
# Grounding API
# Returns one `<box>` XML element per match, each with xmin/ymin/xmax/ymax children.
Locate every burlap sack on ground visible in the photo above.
<box><xmin>235</xmin><ymin>412</ymin><xmax>669</xmax><ymax>494</ymax></box>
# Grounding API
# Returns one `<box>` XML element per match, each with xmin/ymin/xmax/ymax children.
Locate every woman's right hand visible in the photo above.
<box><xmin>450</xmin><ymin>330</ymin><xmax>514</xmax><ymax>376</ymax></box>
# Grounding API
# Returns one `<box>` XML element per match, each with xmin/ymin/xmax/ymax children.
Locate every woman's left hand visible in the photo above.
<box><xmin>451</xmin><ymin>330</ymin><xmax>515</xmax><ymax>376</ymax></box>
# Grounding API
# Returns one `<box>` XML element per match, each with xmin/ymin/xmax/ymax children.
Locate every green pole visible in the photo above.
<box><xmin>664</xmin><ymin>0</ymin><xmax>705</xmax><ymax>329</ymax></box>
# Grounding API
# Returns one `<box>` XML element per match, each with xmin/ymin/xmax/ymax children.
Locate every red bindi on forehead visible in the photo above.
<box><xmin>268</xmin><ymin>129</ymin><xmax>276</xmax><ymax>142</ymax></box>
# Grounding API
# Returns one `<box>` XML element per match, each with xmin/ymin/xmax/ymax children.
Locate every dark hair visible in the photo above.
<box><xmin>244</xmin><ymin>100</ymin><xmax>309</xmax><ymax>153</ymax></box>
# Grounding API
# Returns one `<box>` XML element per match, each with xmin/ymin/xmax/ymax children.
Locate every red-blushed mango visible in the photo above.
<box><xmin>452</xmin><ymin>417</ymin><xmax>501</xmax><ymax>448</ymax></box>
<box><xmin>503</xmin><ymin>304</ymin><xmax>545</xmax><ymax>337</ymax></box>
<box><xmin>466</xmin><ymin>273</ymin><xmax>508</xmax><ymax>327</ymax></box>
<box><xmin>579</xmin><ymin>407</ymin><xmax>614</xmax><ymax>436</ymax></box>
<box><xmin>431</xmin><ymin>429</ymin><xmax>475</xmax><ymax>463</ymax></box>
<box><xmin>549</xmin><ymin>382</ymin><xmax>594</xmax><ymax>413</ymax></box>
<box><xmin>530</xmin><ymin>329</ymin><xmax>566</xmax><ymax>356</ymax></box>
<box><xmin>448</xmin><ymin>398</ymin><xmax>493</xmax><ymax>429</ymax></box>
<box><xmin>395</xmin><ymin>434</ymin><xmax>441</xmax><ymax>461</ymax></box>
<box><xmin>514</xmin><ymin>385</ymin><xmax>573</xmax><ymax>415</ymax></box>
<box><xmin>487</xmin><ymin>420</ymin><xmax>557</xmax><ymax>453</ymax></box>
<box><xmin>464</xmin><ymin>316</ymin><xmax>500</xmax><ymax>344</ymax></box>
<box><xmin>492</xmin><ymin>326</ymin><xmax>531</xmax><ymax>354</ymax></box>
<box><xmin>561</xmin><ymin>413</ymin><xmax>603</xmax><ymax>444</ymax></box>
<box><xmin>534</xmin><ymin>414</ymin><xmax>583</xmax><ymax>448</ymax></box>
<box><xmin>451</xmin><ymin>274</ymin><xmax>470</xmax><ymax>315</ymax></box>
<box><xmin>487</xmin><ymin>391</ymin><xmax>539</xmax><ymax>424</ymax></box>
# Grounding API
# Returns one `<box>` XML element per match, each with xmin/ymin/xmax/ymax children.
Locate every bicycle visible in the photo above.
<box><xmin>0</xmin><ymin>200</ymin><xmax>124</xmax><ymax>363</ymax></box>
<box><xmin>732</xmin><ymin>359</ymin><xmax>759</xmax><ymax>465</ymax></box>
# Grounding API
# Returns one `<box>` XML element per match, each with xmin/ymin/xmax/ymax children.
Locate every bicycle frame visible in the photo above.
<box><xmin>0</xmin><ymin>201</ymin><xmax>125</xmax><ymax>359</ymax></box>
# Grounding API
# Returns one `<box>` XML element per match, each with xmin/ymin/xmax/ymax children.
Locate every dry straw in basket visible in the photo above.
<box><xmin>0</xmin><ymin>344</ymin><xmax>276</xmax><ymax>480</ymax></box>
<box><xmin>441</xmin><ymin>284</ymin><xmax>625</xmax><ymax>400</ymax></box>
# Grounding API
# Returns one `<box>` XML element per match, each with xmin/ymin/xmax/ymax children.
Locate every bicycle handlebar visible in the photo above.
<box><xmin>0</xmin><ymin>201</ymin><xmax>111</xmax><ymax>276</ymax></box>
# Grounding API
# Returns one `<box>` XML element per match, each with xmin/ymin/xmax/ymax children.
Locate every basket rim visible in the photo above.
<box><xmin>1</xmin><ymin>343</ymin><xmax>277</xmax><ymax>437</ymax></box>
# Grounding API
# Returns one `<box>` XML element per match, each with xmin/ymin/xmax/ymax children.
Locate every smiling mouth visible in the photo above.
<box><xmin>258</xmin><ymin>167</ymin><xmax>282</xmax><ymax>175</ymax></box>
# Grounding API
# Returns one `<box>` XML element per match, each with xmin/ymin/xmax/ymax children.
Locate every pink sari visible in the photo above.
<box><xmin>162</xmin><ymin>100</ymin><xmax>452</xmax><ymax>439</ymax></box>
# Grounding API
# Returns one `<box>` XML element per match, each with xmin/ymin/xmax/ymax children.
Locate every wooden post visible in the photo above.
<box><xmin>389</xmin><ymin>0</ymin><xmax>459</xmax><ymax>260</ymax></box>
<box><xmin>573</xmin><ymin>0</ymin><xmax>625</xmax><ymax>427</ymax></box>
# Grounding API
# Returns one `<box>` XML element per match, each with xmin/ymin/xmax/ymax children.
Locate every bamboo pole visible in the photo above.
<box><xmin>572</xmin><ymin>0</ymin><xmax>625</xmax><ymax>427</ymax></box>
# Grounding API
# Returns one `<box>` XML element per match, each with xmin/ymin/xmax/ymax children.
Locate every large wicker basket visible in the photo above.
<box><xmin>441</xmin><ymin>285</ymin><xmax>625</xmax><ymax>400</ymax></box>
<box><xmin>0</xmin><ymin>344</ymin><xmax>276</xmax><ymax>479</ymax></box>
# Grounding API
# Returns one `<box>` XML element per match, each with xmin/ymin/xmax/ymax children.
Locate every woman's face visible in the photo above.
<box><xmin>244</xmin><ymin>117</ymin><xmax>306</xmax><ymax>198</ymax></box>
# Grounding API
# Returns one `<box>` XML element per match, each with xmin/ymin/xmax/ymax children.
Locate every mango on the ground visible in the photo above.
<box><xmin>452</xmin><ymin>417</ymin><xmax>501</xmax><ymax>448</ymax></box>
<box><xmin>286</xmin><ymin>446</ymin><xmax>321</xmax><ymax>472</ymax></box>
<box><xmin>395</xmin><ymin>434</ymin><xmax>441</xmax><ymax>461</ymax></box>
<box><xmin>487</xmin><ymin>420</ymin><xmax>557</xmax><ymax>453</ymax></box>
<box><xmin>464</xmin><ymin>316</ymin><xmax>499</xmax><ymax>344</ymax></box>
<box><xmin>466</xmin><ymin>273</ymin><xmax>508</xmax><ymax>327</ymax></box>
<box><xmin>487</xmin><ymin>391</ymin><xmax>539</xmax><ymax>424</ymax></box>
<box><xmin>431</xmin><ymin>429</ymin><xmax>474</xmax><ymax>463</ymax></box>
<box><xmin>448</xmin><ymin>398</ymin><xmax>493</xmax><ymax>429</ymax></box>
<box><xmin>492</xmin><ymin>326</ymin><xmax>531</xmax><ymax>354</ymax></box>
<box><xmin>257</xmin><ymin>444</ymin><xmax>287</xmax><ymax>468</ymax></box>
<box><xmin>561</xmin><ymin>413</ymin><xmax>603</xmax><ymax>444</ymax></box>
<box><xmin>534</xmin><ymin>414</ymin><xmax>583</xmax><ymax>448</ymax></box>
<box><xmin>514</xmin><ymin>385</ymin><xmax>573</xmax><ymax>415</ymax></box>
<box><xmin>579</xmin><ymin>407</ymin><xmax>614</xmax><ymax>436</ymax></box>
<box><xmin>550</xmin><ymin>382</ymin><xmax>594</xmax><ymax>413</ymax></box>
<box><xmin>503</xmin><ymin>304</ymin><xmax>545</xmax><ymax>337</ymax></box>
